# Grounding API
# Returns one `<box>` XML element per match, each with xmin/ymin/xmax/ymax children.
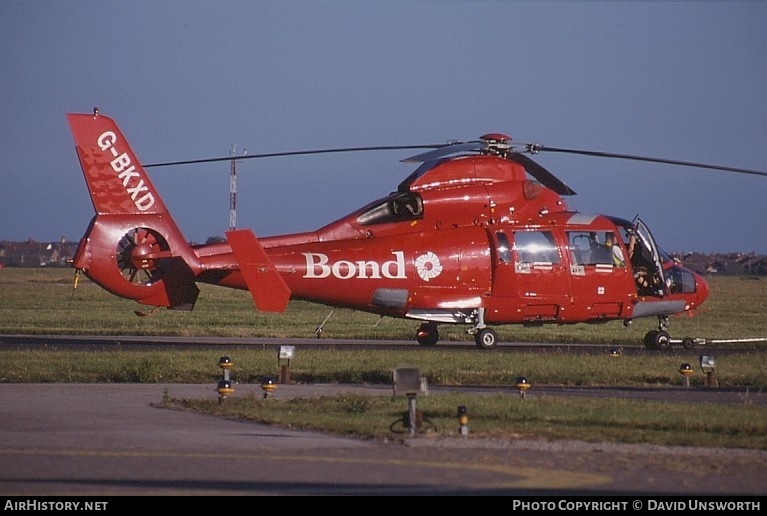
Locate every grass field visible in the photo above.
<box><xmin>1</xmin><ymin>267</ymin><xmax>766</xmax><ymax>345</ymax></box>
<box><xmin>1</xmin><ymin>267</ymin><xmax>765</xmax><ymax>450</ymax></box>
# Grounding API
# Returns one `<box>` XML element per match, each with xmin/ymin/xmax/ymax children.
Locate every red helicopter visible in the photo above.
<box><xmin>66</xmin><ymin>109</ymin><xmax>765</xmax><ymax>350</ymax></box>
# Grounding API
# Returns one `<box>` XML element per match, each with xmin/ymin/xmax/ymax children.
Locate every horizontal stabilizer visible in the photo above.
<box><xmin>226</xmin><ymin>229</ymin><xmax>291</xmax><ymax>312</ymax></box>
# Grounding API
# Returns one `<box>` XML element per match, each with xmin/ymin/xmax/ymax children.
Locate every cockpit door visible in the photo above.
<box><xmin>633</xmin><ymin>217</ymin><xmax>666</xmax><ymax>294</ymax></box>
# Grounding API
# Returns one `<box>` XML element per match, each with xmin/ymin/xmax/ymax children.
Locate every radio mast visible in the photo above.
<box><xmin>229</xmin><ymin>145</ymin><xmax>238</xmax><ymax>230</ymax></box>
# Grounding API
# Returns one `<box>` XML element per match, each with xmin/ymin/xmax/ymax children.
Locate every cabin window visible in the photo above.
<box><xmin>514</xmin><ymin>231</ymin><xmax>560</xmax><ymax>264</ymax></box>
<box><xmin>496</xmin><ymin>231</ymin><xmax>511</xmax><ymax>263</ymax></box>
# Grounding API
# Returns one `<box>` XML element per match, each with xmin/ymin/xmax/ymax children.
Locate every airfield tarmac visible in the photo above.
<box><xmin>1</xmin><ymin>381</ymin><xmax>766</xmax><ymax>496</ymax></box>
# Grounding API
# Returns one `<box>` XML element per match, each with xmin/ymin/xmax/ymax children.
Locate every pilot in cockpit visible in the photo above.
<box><xmin>603</xmin><ymin>233</ymin><xmax>625</xmax><ymax>267</ymax></box>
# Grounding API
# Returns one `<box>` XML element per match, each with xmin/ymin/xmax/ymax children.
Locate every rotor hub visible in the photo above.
<box><xmin>128</xmin><ymin>243</ymin><xmax>157</xmax><ymax>270</ymax></box>
<box><xmin>480</xmin><ymin>133</ymin><xmax>512</xmax><ymax>155</ymax></box>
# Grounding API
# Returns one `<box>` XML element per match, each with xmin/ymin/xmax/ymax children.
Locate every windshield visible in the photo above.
<box><xmin>356</xmin><ymin>191</ymin><xmax>423</xmax><ymax>226</ymax></box>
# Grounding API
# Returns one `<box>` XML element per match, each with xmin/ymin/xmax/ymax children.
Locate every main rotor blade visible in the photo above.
<box><xmin>400</xmin><ymin>142</ymin><xmax>480</xmax><ymax>163</ymax></box>
<box><xmin>533</xmin><ymin>146</ymin><xmax>767</xmax><ymax>178</ymax></box>
<box><xmin>507</xmin><ymin>153</ymin><xmax>577</xmax><ymax>196</ymax></box>
<box><xmin>144</xmin><ymin>145</ymin><xmax>444</xmax><ymax>169</ymax></box>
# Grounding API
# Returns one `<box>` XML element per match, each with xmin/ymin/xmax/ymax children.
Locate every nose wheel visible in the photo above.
<box><xmin>644</xmin><ymin>329</ymin><xmax>671</xmax><ymax>350</ymax></box>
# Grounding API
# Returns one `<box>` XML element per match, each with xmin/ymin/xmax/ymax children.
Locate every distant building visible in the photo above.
<box><xmin>669</xmin><ymin>251</ymin><xmax>766</xmax><ymax>276</ymax></box>
<box><xmin>0</xmin><ymin>239</ymin><xmax>78</xmax><ymax>268</ymax></box>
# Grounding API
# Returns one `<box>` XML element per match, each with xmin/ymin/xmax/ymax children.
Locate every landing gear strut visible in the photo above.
<box><xmin>414</xmin><ymin>308</ymin><xmax>499</xmax><ymax>349</ymax></box>
<box><xmin>468</xmin><ymin>308</ymin><xmax>498</xmax><ymax>349</ymax></box>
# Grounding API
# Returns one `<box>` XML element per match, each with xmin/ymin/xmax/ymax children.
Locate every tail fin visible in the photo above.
<box><xmin>67</xmin><ymin>109</ymin><xmax>200</xmax><ymax>310</ymax></box>
<box><xmin>226</xmin><ymin>229</ymin><xmax>291</xmax><ymax>312</ymax></box>
<box><xmin>67</xmin><ymin>109</ymin><xmax>169</xmax><ymax>216</ymax></box>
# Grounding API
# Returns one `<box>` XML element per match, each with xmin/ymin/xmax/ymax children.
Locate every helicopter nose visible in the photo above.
<box><xmin>693</xmin><ymin>272</ymin><xmax>710</xmax><ymax>307</ymax></box>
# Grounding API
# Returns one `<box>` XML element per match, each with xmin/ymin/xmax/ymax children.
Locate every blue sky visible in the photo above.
<box><xmin>2</xmin><ymin>1</ymin><xmax>766</xmax><ymax>254</ymax></box>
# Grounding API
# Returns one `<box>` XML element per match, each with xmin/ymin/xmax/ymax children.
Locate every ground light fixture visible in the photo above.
<box><xmin>678</xmin><ymin>363</ymin><xmax>693</xmax><ymax>387</ymax></box>
<box><xmin>457</xmin><ymin>405</ymin><xmax>469</xmax><ymax>436</ymax></box>
<box><xmin>515</xmin><ymin>376</ymin><xmax>531</xmax><ymax>399</ymax></box>
<box><xmin>261</xmin><ymin>375</ymin><xmax>277</xmax><ymax>399</ymax></box>
<box><xmin>216</xmin><ymin>356</ymin><xmax>235</xmax><ymax>404</ymax></box>
<box><xmin>218</xmin><ymin>356</ymin><xmax>233</xmax><ymax>381</ymax></box>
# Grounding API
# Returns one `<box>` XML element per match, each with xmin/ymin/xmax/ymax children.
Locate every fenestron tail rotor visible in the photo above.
<box><xmin>116</xmin><ymin>228</ymin><xmax>172</xmax><ymax>285</ymax></box>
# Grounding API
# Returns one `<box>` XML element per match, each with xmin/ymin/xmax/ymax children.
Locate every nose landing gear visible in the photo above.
<box><xmin>642</xmin><ymin>315</ymin><xmax>703</xmax><ymax>350</ymax></box>
<box><xmin>643</xmin><ymin>315</ymin><xmax>671</xmax><ymax>350</ymax></box>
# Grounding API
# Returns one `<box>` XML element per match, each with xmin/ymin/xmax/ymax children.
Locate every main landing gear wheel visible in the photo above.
<box><xmin>643</xmin><ymin>329</ymin><xmax>671</xmax><ymax>350</ymax></box>
<box><xmin>416</xmin><ymin>323</ymin><xmax>439</xmax><ymax>346</ymax></box>
<box><xmin>474</xmin><ymin>328</ymin><xmax>498</xmax><ymax>349</ymax></box>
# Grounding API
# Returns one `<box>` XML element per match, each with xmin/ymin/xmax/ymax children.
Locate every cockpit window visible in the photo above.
<box><xmin>666</xmin><ymin>265</ymin><xmax>696</xmax><ymax>294</ymax></box>
<box><xmin>567</xmin><ymin>231</ymin><xmax>622</xmax><ymax>266</ymax></box>
<box><xmin>357</xmin><ymin>192</ymin><xmax>423</xmax><ymax>226</ymax></box>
